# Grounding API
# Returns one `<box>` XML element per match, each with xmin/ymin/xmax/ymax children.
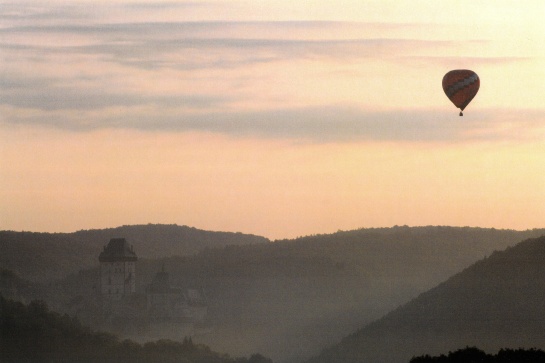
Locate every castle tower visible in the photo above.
<box><xmin>99</xmin><ymin>238</ymin><xmax>137</xmax><ymax>303</ymax></box>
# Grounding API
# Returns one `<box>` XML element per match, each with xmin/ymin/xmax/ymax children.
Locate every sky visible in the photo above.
<box><xmin>1</xmin><ymin>1</ymin><xmax>545</xmax><ymax>240</ymax></box>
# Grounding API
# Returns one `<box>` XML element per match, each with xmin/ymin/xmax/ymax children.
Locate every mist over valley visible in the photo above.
<box><xmin>3</xmin><ymin>224</ymin><xmax>545</xmax><ymax>363</ymax></box>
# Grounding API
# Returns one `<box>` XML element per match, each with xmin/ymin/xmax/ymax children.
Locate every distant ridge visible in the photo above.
<box><xmin>307</xmin><ymin>235</ymin><xmax>545</xmax><ymax>363</ymax></box>
<box><xmin>71</xmin><ymin>224</ymin><xmax>268</xmax><ymax>258</ymax></box>
<box><xmin>3</xmin><ymin>225</ymin><xmax>545</xmax><ymax>363</ymax></box>
<box><xmin>0</xmin><ymin>224</ymin><xmax>269</xmax><ymax>281</ymax></box>
<box><xmin>138</xmin><ymin>226</ymin><xmax>545</xmax><ymax>363</ymax></box>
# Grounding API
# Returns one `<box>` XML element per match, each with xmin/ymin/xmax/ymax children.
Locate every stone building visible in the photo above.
<box><xmin>98</xmin><ymin>238</ymin><xmax>137</xmax><ymax>302</ymax></box>
<box><xmin>146</xmin><ymin>266</ymin><xmax>188</xmax><ymax>322</ymax></box>
<box><xmin>98</xmin><ymin>238</ymin><xmax>206</xmax><ymax>327</ymax></box>
<box><xmin>146</xmin><ymin>266</ymin><xmax>208</xmax><ymax>323</ymax></box>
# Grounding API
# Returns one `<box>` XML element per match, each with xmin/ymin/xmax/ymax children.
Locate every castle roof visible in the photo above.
<box><xmin>99</xmin><ymin>238</ymin><xmax>137</xmax><ymax>262</ymax></box>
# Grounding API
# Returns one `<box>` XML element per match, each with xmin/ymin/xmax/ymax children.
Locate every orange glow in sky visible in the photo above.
<box><xmin>1</xmin><ymin>1</ymin><xmax>545</xmax><ymax>239</ymax></box>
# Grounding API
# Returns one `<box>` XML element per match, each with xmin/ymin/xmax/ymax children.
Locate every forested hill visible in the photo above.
<box><xmin>277</xmin><ymin>225</ymin><xmax>545</xmax><ymax>256</ymax></box>
<box><xmin>0</xmin><ymin>295</ymin><xmax>272</xmax><ymax>363</ymax></box>
<box><xmin>0</xmin><ymin>224</ymin><xmax>268</xmax><ymax>281</ymax></box>
<box><xmin>71</xmin><ymin>224</ymin><xmax>268</xmax><ymax>258</ymax></box>
<box><xmin>307</xmin><ymin>235</ymin><xmax>545</xmax><ymax>363</ymax></box>
<box><xmin>3</xmin><ymin>225</ymin><xmax>545</xmax><ymax>363</ymax></box>
<box><xmin>410</xmin><ymin>347</ymin><xmax>545</xmax><ymax>363</ymax></box>
<box><xmin>134</xmin><ymin>226</ymin><xmax>545</xmax><ymax>363</ymax></box>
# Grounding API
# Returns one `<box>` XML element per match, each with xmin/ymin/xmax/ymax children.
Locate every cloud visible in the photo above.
<box><xmin>0</xmin><ymin>73</ymin><xmax>228</xmax><ymax>111</ymax></box>
<box><xmin>160</xmin><ymin>107</ymin><xmax>545</xmax><ymax>143</ymax></box>
<box><xmin>0</xmin><ymin>87</ymin><xmax>224</xmax><ymax>111</ymax></box>
<box><xmin>2</xmin><ymin>20</ymin><xmax>529</xmax><ymax>72</ymax></box>
<box><xmin>0</xmin><ymin>19</ymin><xmax>435</xmax><ymax>38</ymax></box>
<box><xmin>3</xmin><ymin>102</ymin><xmax>545</xmax><ymax>143</ymax></box>
<box><xmin>75</xmin><ymin>38</ymin><xmax>458</xmax><ymax>71</ymax></box>
<box><xmin>400</xmin><ymin>55</ymin><xmax>530</xmax><ymax>68</ymax></box>
<box><xmin>2</xmin><ymin>17</ymin><xmax>541</xmax><ymax>143</ymax></box>
<box><xmin>3</xmin><ymin>16</ymin><xmax>530</xmax><ymax>80</ymax></box>
<box><xmin>0</xmin><ymin>1</ymin><xmax>214</xmax><ymax>23</ymax></box>
<box><xmin>122</xmin><ymin>1</ymin><xmax>212</xmax><ymax>10</ymax></box>
<box><xmin>0</xmin><ymin>1</ymin><xmax>97</xmax><ymax>23</ymax></box>
<box><xmin>5</xmin><ymin>15</ymin><xmax>533</xmax><ymax>81</ymax></box>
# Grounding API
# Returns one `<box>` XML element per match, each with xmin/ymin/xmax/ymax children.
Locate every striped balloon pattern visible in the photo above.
<box><xmin>442</xmin><ymin>70</ymin><xmax>479</xmax><ymax>116</ymax></box>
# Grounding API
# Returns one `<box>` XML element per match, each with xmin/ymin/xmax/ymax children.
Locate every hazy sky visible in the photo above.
<box><xmin>1</xmin><ymin>1</ymin><xmax>545</xmax><ymax>239</ymax></box>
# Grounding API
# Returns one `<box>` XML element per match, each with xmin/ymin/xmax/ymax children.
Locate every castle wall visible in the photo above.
<box><xmin>100</xmin><ymin>261</ymin><xmax>136</xmax><ymax>301</ymax></box>
<box><xmin>98</xmin><ymin>238</ymin><xmax>207</xmax><ymax>328</ymax></box>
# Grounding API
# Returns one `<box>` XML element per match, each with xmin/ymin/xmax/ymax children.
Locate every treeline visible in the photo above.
<box><xmin>411</xmin><ymin>346</ymin><xmax>545</xmax><ymax>362</ymax></box>
<box><xmin>306</xmin><ymin>236</ymin><xmax>545</xmax><ymax>363</ymax></box>
<box><xmin>6</xmin><ymin>226</ymin><xmax>545</xmax><ymax>363</ymax></box>
<box><xmin>0</xmin><ymin>224</ymin><xmax>268</xmax><ymax>281</ymax></box>
<box><xmin>0</xmin><ymin>295</ymin><xmax>272</xmax><ymax>363</ymax></box>
<box><xmin>56</xmin><ymin>226</ymin><xmax>545</xmax><ymax>363</ymax></box>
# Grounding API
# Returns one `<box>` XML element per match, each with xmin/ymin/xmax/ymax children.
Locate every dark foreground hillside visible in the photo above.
<box><xmin>411</xmin><ymin>347</ymin><xmax>545</xmax><ymax>363</ymax></box>
<box><xmin>0</xmin><ymin>295</ymin><xmax>271</xmax><ymax>363</ymax></box>
<box><xmin>307</xmin><ymin>235</ymin><xmax>545</xmax><ymax>363</ymax></box>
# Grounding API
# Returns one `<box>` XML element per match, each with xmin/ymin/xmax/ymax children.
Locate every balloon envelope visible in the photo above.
<box><xmin>442</xmin><ymin>70</ymin><xmax>479</xmax><ymax>114</ymax></box>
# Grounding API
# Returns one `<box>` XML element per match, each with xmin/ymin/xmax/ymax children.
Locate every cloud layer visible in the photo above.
<box><xmin>1</xmin><ymin>3</ymin><xmax>543</xmax><ymax>142</ymax></box>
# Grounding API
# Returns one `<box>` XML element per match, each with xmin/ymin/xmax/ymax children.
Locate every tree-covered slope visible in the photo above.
<box><xmin>410</xmin><ymin>347</ymin><xmax>545</xmax><ymax>363</ymax></box>
<box><xmin>4</xmin><ymin>226</ymin><xmax>545</xmax><ymax>363</ymax></box>
<box><xmin>0</xmin><ymin>295</ymin><xmax>272</xmax><ymax>363</ymax></box>
<box><xmin>0</xmin><ymin>224</ymin><xmax>268</xmax><ymax>281</ymax></box>
<box><xmin>133</xmin><ymin>227</ymin><xmax>545</xmax><ymax>363</ymax></box>
<box><xmin>307</xmin><ymin>235</ymin><xmax>545</xmax><ymax>363</ymax></box>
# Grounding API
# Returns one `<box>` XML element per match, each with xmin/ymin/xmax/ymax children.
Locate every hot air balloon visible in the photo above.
<box><xmin>442</xmin><ymin>70</ymin><xmax>479</xmax><ymax>116</ymax></box>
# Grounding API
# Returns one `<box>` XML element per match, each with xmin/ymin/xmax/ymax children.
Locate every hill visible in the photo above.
<box><xmin>119</xmin><ymin>227</ymin><xmax>545</xmax><ymax>363</ymax></box>
<box><xmin>0</xmin><ymin>295</ymin><xmax>271</xmax><ymax>363</ymax></box>
<box><xmin>0</xmin><ymin>224</ymin><xmax>268</xmax><ymax>281</ymax></box>
<box><xmin>410</xmin><ymin>347</ymin><xmax>545</xmax><ymax>363</ymax></box>
<box><xmin>4</xmin><ymin>225</ymin><xmax>545</xmax><ymax>363</ymax></box>
<box><xmin>307</xmin><ymin>235</ymin><xmax>545</xmax><ymax>363</ymax></box>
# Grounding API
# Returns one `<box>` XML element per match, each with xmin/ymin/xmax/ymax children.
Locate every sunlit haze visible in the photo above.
<box><xmin>1</xmin><ymin>1</ymin><xmax>545</xmax><ymax>239</ymax></box>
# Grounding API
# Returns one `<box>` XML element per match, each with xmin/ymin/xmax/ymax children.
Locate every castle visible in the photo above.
<box><xmin>99</xmin><ymin>238</ymin><xmax>137</xmax><ymax>302</ymax></box>
<box><xmin>98</xmin><ymin>238</ymin><xmax>207</xmax><ymax>328</ymax></box>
